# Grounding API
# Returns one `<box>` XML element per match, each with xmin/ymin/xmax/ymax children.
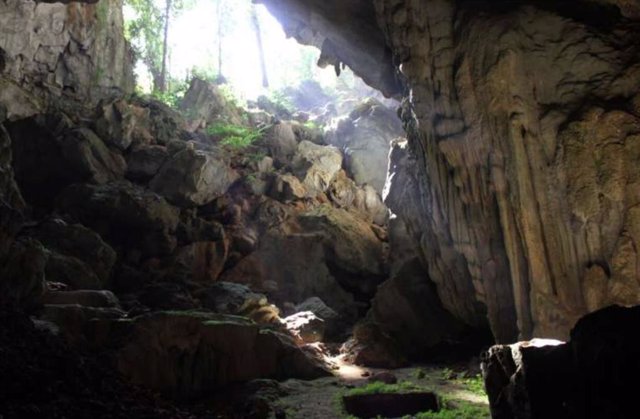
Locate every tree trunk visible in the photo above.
<box><xmin>159</xmin><ymin>0</ymin><xmax>172</xmax><ymax>93</ymax></box>
<box><xmin>251</xmin><ymin>5</ymin><xmax>269</xmax><ymax>88</ymax></box>
<box><xmin>216</xmin><ymin>0</ymin><xmax>223</xmax><ymax>82</ymax></box>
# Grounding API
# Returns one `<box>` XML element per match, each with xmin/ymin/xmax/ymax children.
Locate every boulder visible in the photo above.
<box><xmin>198</xmin><ymin>282</ymin><xmax>268</xmax><ymax>315</ymax></box>
<box><xmin>283</xmin><ymin>311</ymin><xmax>325</xmax><ymax>344</ymax></box>
<box><xmin>39</xmin><ymin>304</ymin><xmax>126</xmax><ymax>345</ymax></box>
<box><xmin>295</xmin><ymin>297</ymin><xmax>339</xmax><ymax>322</ymax></box>
<box><xmin>325</xmin><ymin>99</ymin><xmax>402</xmax><ymax>193</ymax></box>
<box><xmin>125</xmin><ymin>145</ymin><xmax>169</xmax><ymax>183</ymax></box>
<box><xmin>150</xmin><ymin>148</ymin><xmax>238</xmax><ymax>207</ymax></box>
<box><xmin>292</xmin><ymin>141</ymin><xmax>342</xmax><ymax>194</ymax></box>
<box><xmin>7</xmin><ymin>115</ymin><xmax>125</xmax><ymax>207</ymax></box>
<box><xmin>44</xmin><ymin>251</ymin><xmax>102</xmax><ymax>290</ymax></box>
<box><xmin>23</xmin><ymin>218</ymin><xmax>116</xmax><ymax>285</ymax></box>
<box><xmin>172</xmin><ymin>239</ymin><xmax>229</xmax><ymax>283</ymax></box>
<box><xmin>0</xmin><ymin>238</ymin><xmax>47</xmax><ymax>308</ymax></box>
<box><xmin>42</xmin><ymin>290</ymin><xmax>120</xmax><ymax>309</ymax></box>
<box><xmin>482</xmin><ymin>305</ymin><xmax>640</xmax><ymax>419</ymax></box>
<box><xmin>297</xmin><ymin>205</ymin><xmax>387</xmax><ymax>296</ymax></box>
<box><xmin>55</xmin><ymin>181</ymin><xmax>180</xmax><ymax>258</ymax></box>
<box><xmin>328</xmin><ymin>170</ymin><xmax>387</xmax><ymax>225</ymax></box>
<box><xmin>270</xmin><ymin>173</ymin><xmax>308</xmax><ymax>201</ymax></box>
<box><xmin>369</xmin><ymin>257</ymin><xmax>468</xmax><ymax>359</ymax></box>
<box><xmin>115</xmin><ymin>312</ymin><xmax>329</xmax><ymax>399</ymax></box>
<box><xmin>220</xmin><ymin>228</ymin><xmax>357</xmax><ymax>322</ymax></box>
<box><xmin>179</xmin><ymin>78</ymin><xmax>245</xmax><ymax>130</ymax></box>
<box><xmin>264</xmin><ymin>122</ymin><xmax>298</xmax><ymax>166</ymax></box>
<box><xmin>95</xmin><ymin>97</ymin><xmax>184</xmax><ymax>149</ymax></box>
<box><xmin>136</xmin><ymin>283</ymin><xmax>198</xmax><ymax>311</ymax></box>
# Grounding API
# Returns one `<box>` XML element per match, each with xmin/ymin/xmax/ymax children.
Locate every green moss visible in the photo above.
<box><xmin>345</xmin><ymin>381</ymin><xmax>421</xmax><ymax>397</ymax></box>
<box><xmin>413</xmin><ymin>399</ymin><xmax>490</xmax><ymax>419</ymax></box>
<box><xmin>461</xmin><ymin>374</ymin><xmax>486</xmax><ymax>396</ymax></box>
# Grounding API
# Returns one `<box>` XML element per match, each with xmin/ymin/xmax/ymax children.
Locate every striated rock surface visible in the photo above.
<box><xmin>276</xmin><ymin>0</ymin><xmax>640</xmax><ymax>343</ymax></box>
<box><xmin>0</xmin><ymin>0</ymin><xmax>133</xmax><ymax>103</ymax></box>
<box><xmin>374</xmin><ymin>0</ymin><xmax>640</xmax><ymax>341</ymax></box>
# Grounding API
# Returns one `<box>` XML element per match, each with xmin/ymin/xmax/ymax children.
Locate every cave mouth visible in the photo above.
<box><xmin>7</xmin><ymin>0</ymin><xmax>640</xmax><ymax>417</ymax></box>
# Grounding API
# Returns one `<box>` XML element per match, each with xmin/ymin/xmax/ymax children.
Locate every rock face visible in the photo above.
<box><xmin>272</xmin><ymin>0</ymin><xmax>640</xmax><ymax>343</ymax></box>
<box><xmin>0</xmin><ymin>0</ymin><xmax>133</xmax><ymax>103</ymax></box>
<box><xmin>179</xmin><ymin>78</ymin><xmax>245</xmax><ymax>129</ymax></box>
<box><xmin>56</xmin><ymin>182</ymin><xmax>180</xmax><ymax>258</ymax></box>
<box><xmin>115</xmin><ymin>312</ymin><xmax>328</xmax><ymax>399</ymax></box>
<box><xmin>482</xmin><ymin>305</ymin><xmax>640</xmax><ymax>419</ymax></box>
<box><xmin>326</xmin><ymin>98</ymin><xmax>403</xmax><ymax>193</ymax></box>
<box><xmin>7</xmin><ymin>114</ymin><xmax>125</xmax><ymax>208</ymax></box>
<box><xmin>150</xmin><ymin>148</ymin><xmax>238</xmax><ymax>207</ymax></box>
<box><xmin>258</xmin><ymin>0</ymin><xmax>400</xmax><ymax>97</ymax></box>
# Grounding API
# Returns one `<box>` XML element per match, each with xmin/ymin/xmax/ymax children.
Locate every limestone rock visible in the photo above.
<box><xmin>44</xmin><ymin>250</ymin><xmax>102</xmax><ymax>290</ymax></box>
<box><xmin>125</xmin><ymin>145</ymin><xmax>169</xmax><ymax>183</ymax></box>
<box><xmin>297</xmin><ymin>205</ymin><xmax>387</xmax><ymax>296</ymax></box>
<box><xmin>172</xmin><ymin>239</ymin><xmax>229</xmax><ymax>283</ymax></box>
<box><xmin>264</xmin><ymin>0</ymin><xmax>640</xmax><ymax>350</ymax></box>
<box><xmin>39</xmin><ymin>304</ymin><xmax>126</xmax><ymax>345</ymax></box>
<box><xmin>150</xmin><ymin>148</ymin><xmax>238</xmax><ymax>207</ymax></box>
<box><xmin>115</xmin><ymin>312</ymin><xmax>329</xmax><ymax>399</ymax></box>
<box><xmin>328</xmin><ymin>170</ymin><xmax>388</xmax><ymax>225</ymax></box>
<box><xmin>8</xmin><ymin>115</ymin><xmax>125</xmax><ymax>207</ymax></box>
<box><xmin>0</xmin><ymin>238</ymin><xmax>47</xmax><ymax>308</ymax></box>
<box><xmin>95</xmin><ymin>97</ymin><xmax>184</xmax><ymax>149</ymax></box>
<box><xmin>42</xmin><ymin>290</ymin><xmax>120</xmax><ymax>309</ymax></box>
<box><xmin>24</xmin><ymin>218</ymin><xmax>116</xmax><ymax>286</ymax></box>
<box><xmin>197</xmin><ymin>282</ymin><xmax>268</xmax><ymax>315</ymax></box>
<box><xmin>220</xmin><ymin>228</ymin><xmax>357</xmax><ymax>322</ymax></box>
<box><xmin>55</xmin><ymin>181</ymin><xmax>180</xmax><ymax>258</ymax></box>
<box><xmin>283</xmin><ymin>311</ymin><xmax>325</xmax><ymax>344</ymax></box>
<box><xmin>179</xmin><ymin>78</ymin><xmax>245</xmax><ymax>130</ymax></box>
<box><xmin>264</xmin><ymin>122</ymin><xmax>298</xmax><ymax>166</ymax></box>
<box><xmin>292</xmin><ymin>141</ymin><xmax>342</xmax><ymax>194</ymax></box>
<box><xmin>0</xmin><ymin>0</ymin><xmax>133</xmax><ymax>103</ymax></box>
<box><xmin>482</xmin><ymin>305</ymin><xmax>640</xmax><ymax>419</ymax></box>
<box><xmin>270</xmin><ymin>173</ymin><xmax>308</xmax><ymax>201</ymax></box>
<box><xmin>326</xmin><ymin>98</ymin><xmax>403</xmax><ymax>193</ymax></box>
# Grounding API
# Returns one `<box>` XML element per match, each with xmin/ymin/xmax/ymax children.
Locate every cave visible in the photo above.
<box><xmin>1</xmin><ymin>0</ymin><xmax>639</xmax><ymax>418</ymax></box>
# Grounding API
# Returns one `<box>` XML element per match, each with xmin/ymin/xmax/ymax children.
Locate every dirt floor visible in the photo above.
<box><xmin>268</xmin><ymin>354</ymin><xmax>490</xmax><ymax>419</ymax></box>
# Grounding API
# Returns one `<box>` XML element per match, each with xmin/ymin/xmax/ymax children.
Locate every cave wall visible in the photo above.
<box><xmin>377</xmin><ymin>0</ymin><xmax>640</xmax><ymax>341</ymax></box>
<box><xmin>275</xmin><ymin>0</ymin><xmax>640</xmax><ymax>342</ymax></box>
<box><xmin>0</xmin><ymin>0</ymin><xmax>133</xmax><ymax>105</ymax></box>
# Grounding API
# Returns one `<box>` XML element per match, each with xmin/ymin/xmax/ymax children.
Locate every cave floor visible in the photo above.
<box><xmin>269</xmin><ymin>361</ymin><xmax>490</xmax><ymax>419</ymax></box>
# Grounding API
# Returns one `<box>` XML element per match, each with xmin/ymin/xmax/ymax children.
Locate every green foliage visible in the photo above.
<box><xmin>345</xmin><ymin>381</ymin><xmax>420</xmax><ymax>397</ymax></box>
<box><xmin>151</xmin><ymin>76</ymin><xmax>188</xmax><ymax>108</ymax></box>
<box><xmin>125</xmin><ymin>0</ymin><xmax>164</xmax><ymax>82</ymax></box>
<box><xmin>440</xmin><ymin>367</ymin><xmax>456</xmax><ymax>380</ymax></box>
<box><xmin>267</xmin><ymin>90</ymin><xmax>295</xmax><ymax>113</ymax></box>
<box><xmin>414</xmin><ymin>367</ymin><xmax>427</xmax><ymax>380</ymax></box>
<box><xmin>206</xmin><ymin>122</ymin><xmax>266</xmax><ymax>149</ymax></box>
<box><xmin>412</xmin><ymin>399</ymin><xmax>490</xmax><ymax>419</ymax></box>
<box><xmin>461</xmin><ymin>374</ymin><xmax>486</xmax><ymax>396</ymax></box>
<box><xmin>125</xmin><ymin>0</ymin><xmax>195</xmax><ymax>92</ymax></box>
<box><xmin>303</xmin><ymin>120</ymin><xmax>320</xmax><ymax>130</ymax></box>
